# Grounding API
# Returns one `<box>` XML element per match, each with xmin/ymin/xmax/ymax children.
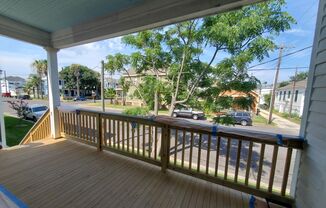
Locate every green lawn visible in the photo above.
<box><xmin>272</xmin><ymin>110</ymin><xmax>301</xmax><ymax>124</ymax></box>
<box><xmin>252</xmin><ymin>114</ymin><xmax>274</xmax><ymax>125</ymax></box>
<box><xmin>4</xmin><ymin>115</ymin><xmax>34</xmax><ymax>146</ymax></box>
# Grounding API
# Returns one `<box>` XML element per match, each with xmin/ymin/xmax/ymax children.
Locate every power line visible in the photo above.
<box><xmin>248</xmin><ymin>66</ymin><xmax>309</xmax><ymax>71</ymax></box>
<box><xmin>248</xmin><ymin>46</ymin><xmax>312</xmax><ymax>69</ymax></box>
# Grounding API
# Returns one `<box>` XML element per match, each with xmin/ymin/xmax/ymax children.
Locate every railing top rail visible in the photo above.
<box><xmin>155</xmin><ymin>116</ymin><xmax>305</xmax><ymax>149</ymax></box>
<box><xmin>58</xmin><ymin>107</ymin><xmax>305</xmax><ymax>149</ymax></box>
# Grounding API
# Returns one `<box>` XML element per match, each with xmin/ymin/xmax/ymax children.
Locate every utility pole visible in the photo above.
<box><xmin>76</xmin><ymin>69</ymin><xmax>80</xmax><ymax>97</ymax></box>
<box><xmin>268</xmin><ymin>45</ymin><xmax>284</xmax><ymax>124</ymax></box>
<box><xmin>289</xmin><ymin>67</ymin><xmax>298</xmax><ymax>116</ymax></box>
<box><xmin>101</xmin><ymin>61</ymin><xmax>105</xmax><ymax>112</ymax></box>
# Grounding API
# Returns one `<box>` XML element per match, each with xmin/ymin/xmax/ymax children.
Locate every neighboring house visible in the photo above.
<box><xmin>274</xmin><ymin>79</ymin><xmax>307</xmax><ymax>116</ymax></box>
<box><xmin>122</xmin><ymin>68</ymin><xmax>167</xmax><ymax>98</ymax></box>
<box><xmin>219</xmin><ymin>90</ymin><xmax>259</xmax><ymax>113</ymax></box>
<box><xmin>0</xmin><ymin>76</ymin><xmax>26</xmax><ymax>97</ymax></box>
<box><xmin>104</xmin><ymin>77</ymin><xmax>119</xmax><ymax>89</ymax></box>
<box><xmin>42</xmin><ymin>77</ymin><xmax>64</xmax><ymax>97</ymax></box>
<box><xmin>257</xmin><ymin>84</ymin><xmax>273</xmax><ymax>105</ymax></box>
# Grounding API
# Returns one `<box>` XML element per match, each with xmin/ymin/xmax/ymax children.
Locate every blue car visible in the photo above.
<box><xmin>73</xmin><ymin>96</ymin><xmax>87</xmax><ymax>101</ymax></box>
<box><xmin>228</xmin><ymin>111</ymin><xmax>252</xmax><ymax>126</ymax></box>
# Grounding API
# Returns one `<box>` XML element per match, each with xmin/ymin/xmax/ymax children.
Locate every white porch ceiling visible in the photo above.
<box><xmin>0</xmin><ymin>0</ymin><xmax>263</xmax><ymax>49</ymax></box>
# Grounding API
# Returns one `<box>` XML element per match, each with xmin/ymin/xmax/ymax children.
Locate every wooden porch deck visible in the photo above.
<box><xmin>0</xmin><ymin>138</ymin><xmax>250</xmax><ymax>208</ymax></box>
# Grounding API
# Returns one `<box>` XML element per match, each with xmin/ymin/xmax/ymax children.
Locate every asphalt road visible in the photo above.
<box><xmin>2</xmin><ymin>97</ymin><xmax>299</xmax><ymax>136</ymax></box>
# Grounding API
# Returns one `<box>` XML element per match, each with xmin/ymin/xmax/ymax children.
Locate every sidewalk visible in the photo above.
<box><xmin>259</xmin><ymin>109</ymin><xmax>300</xmax><ymax>130</ymax></box>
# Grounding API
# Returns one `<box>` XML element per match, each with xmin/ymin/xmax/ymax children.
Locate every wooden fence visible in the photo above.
<box><xmin>58</xmin><ymin>108</ymin><xmax>305</xmax><ymax>204</ymax></box>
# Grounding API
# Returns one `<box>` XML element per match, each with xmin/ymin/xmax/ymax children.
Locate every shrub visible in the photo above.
<box><xmin>123</xmin><ymin>107</ymin><xmax>149</xmax><ymax>116</ymax></box>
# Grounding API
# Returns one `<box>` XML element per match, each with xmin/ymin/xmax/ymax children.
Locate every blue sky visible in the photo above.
<box><xmin>0</xmin><ymin>0</ymin><xmax>318</xmax><ymax>84</ymax></box>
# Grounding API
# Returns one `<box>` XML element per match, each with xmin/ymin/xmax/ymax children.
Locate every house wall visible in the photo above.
<box><xmin>296</xmin><ymin>0</ymin><xmax>326</xmax><ymax>207</ymax></box>
<box><xmin>274</xmin><ymin>88</ymin><xmax>305</xmax><ymax>116</ymax></box>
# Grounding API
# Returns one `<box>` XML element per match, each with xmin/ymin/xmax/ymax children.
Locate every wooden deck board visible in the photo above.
<box><xmin>0</xmin><ymin>138</ymin><xmax>250</xmax><ymax>208</ymax></box>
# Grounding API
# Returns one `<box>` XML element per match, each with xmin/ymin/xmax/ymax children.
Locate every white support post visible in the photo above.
<box><xmin>45</xmin><ymin>47</ymin><xmax>61</xmax><ymax>139</ymax></box>
<box><xmin>0</xmin><ymin>94</ymin><xmax>7</xmax><ymax>148</ymax></box>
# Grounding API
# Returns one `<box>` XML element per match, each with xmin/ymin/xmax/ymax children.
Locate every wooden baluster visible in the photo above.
<box><xmin>181</xmin><ymin>130</ymin><xmax>186</xmax><ymax>168</ymax></box>
<box><xmin>108</xmin><ymin>119</ymin><xmax>111</xmax><ymax>147</ymax></box>
<box><xmin>206</xmin><ymin>134</ymin><xmax>211</xmax><ymax>175</ymax></box>
<box><xmin>245</xmin><ymin>141</ymin><xmax>253</xmax><ymax>186</ymax></box>
<box><xmin>154</xmin><ymin>126</ymin><xmax>158</xmax><ymax>160</ymax></box>
<box><xmin>103</xmin><ymin>118</ymin><xmax>107</xmax><ymax>147</ymax></box>
<box><xmin>281</xmin><ymin>148</ymin><xmax>293</xmax><ymax>196</ymax></box>
<box><xmin>189</xmin><ymin>132</ymin><xmax>194</xmax><ymax>170</ymax></box>
<box><xmin>132</xmin><ymin>122</ymin><xmax>135</xmax><ymax>154</ymax></box>
<box><xmin>161</xmin><ymin>124</ymin><xmax>170</xmax><ymax>173</ymax></box>
<box><xmin>174</xmin><ymin>129</ymin><xmax>178</xmax><ymax>166</ymax></box>
<box><xmin>91</xmin><ymin>115</ymin><xmax>95</xmax><ymax>142</ymax></box>
<box><xmin>137</xmin><ymin>123</ymin><xmax>140</xmax><ymax>155</ymax></box>
<box><xmin>122</xmin><ymin>121</ymin><xmax>125</xmax><ymax>151</ymax></box>
<box><xmin>148</xmin><ymin>125</ymin><xmax>152</xmax><ymax>158</ymax></box>
<box><xmin>72</xmin><ymin>113</ymin><xmax>76</xmax><ymax>136</ymax></box>
<box><xmin>118</xmin><ymin>120</ymin><xmax>121</xmax><ymax>149</ymax></box>
<box><xmin>215</xmin><ymin>136</ymin><xmax>221</xmax><ymax>177</ymax></box>
<box><xmin>268</xmin><ymin>145</ymin><xmax>279</xmax><ymax>192</ymax></box>
<box><xmin>113</xmin><ymin>119</ymin><xmax>116</xmax><ymax>148</ymax></box>
<box><xmin>234</xmin><ymin>140</ymin><xmax>242</xmax><ymax>182</ymax></box>
<box><xmin>97</xmin><ymin>114</ymin><xmax>102</xmax><ymax>151</ymax></box>
<box><xmin>256</xmin><ymin>143</ymin><xmax>266</xmax><ymax>189</ymax></box>
<box><xmin>142</xmin><ymin>124</ymin><xmax>146</xmax><ymax>157</ymax></box>
<box><xmin>127</xmin><ymin>120</ymin><xmax>130</xmax><ymax>152</ymax></box>
<box><xmin>197</xmin><ymin>133</ymin><xmax>202</xmax><ymax>172</ymax></box>
<box><xmin>224</xmin><ymin>138</ymin><xmax>231</xmax><ymax>180</ymax></box>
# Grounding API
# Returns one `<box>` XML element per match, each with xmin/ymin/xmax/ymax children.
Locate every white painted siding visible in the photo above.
<box><xmin>296</xmin><ymin>0</ymin><xmax>326</xmax><ymax>207</ymax></box>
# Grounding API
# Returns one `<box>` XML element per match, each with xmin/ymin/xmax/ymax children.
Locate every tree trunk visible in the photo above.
<box><xmin>37</xmin><ymin>86</ymin><xmax>40</xmax><ymax>99</ymax></box>
<box><xmin>33</xmin><ymin>88</ymin><xmax>36</xmax><ymax>98</ymax></box>
<box><xmin>168</xmin><ymin>96</ymin><xmax>177</xmax><ymax>116</ymax></box>
<box><xmin>154</xmin><ymin>90</ymin><xmax>159</xmax><ymax>116</ymax></box>
<box><xmin>40</xmin><ymin>81</ymin><xmax>44</xmax><ymax>99</ymax></box>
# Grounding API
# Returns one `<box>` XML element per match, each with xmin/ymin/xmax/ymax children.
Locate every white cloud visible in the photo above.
<box><xmin>284</xmin><ymin>28</ymin><xmax>311</xmax><ymax>36</ymax></box>
<box><xmin>58</xmin><ymin>37</ymin><xmax>125</xmax><ymax>71</ymax></box>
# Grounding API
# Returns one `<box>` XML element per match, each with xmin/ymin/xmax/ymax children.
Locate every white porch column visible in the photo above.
<box><xmin>45</xmin><ymin>47</ymin><xmax>61</xmax><ymax>139</ymax></box>
<box><xmin>0</xmin><ymin>94</ymin><xmax>7</xmax><ymax>148</ymax></box>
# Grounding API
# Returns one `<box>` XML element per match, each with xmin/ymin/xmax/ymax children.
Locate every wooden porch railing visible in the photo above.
<box><xmin>20</xmin><ymin>109</ymin><xmax>51</xmax><ymax>145</ymax></box>
<box><xmin>58</xmin><ymin>108</ymin><xmax>305</xmax><ymax>205</ymax></box>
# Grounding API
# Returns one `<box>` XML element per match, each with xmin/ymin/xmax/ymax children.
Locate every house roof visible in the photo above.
<box><xmin>277</xmin><ymin>79</ymin><xmax>307</xmax><ymax>91</ymax></box>
<box><xmin>122</xmin><ymin>68</ymin><xmax>167</xmax><ymax>77</ymax></box>
<box><xmin>0</xmin><ymin>0</ymin><xmax>261</xmax><ymax>48</ymax></box>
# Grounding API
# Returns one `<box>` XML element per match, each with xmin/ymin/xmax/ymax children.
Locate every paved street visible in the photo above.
<box><xmin>2</xmin><ymin>97</ymin><xmax>300</xmax><ymax>136</ymax></box>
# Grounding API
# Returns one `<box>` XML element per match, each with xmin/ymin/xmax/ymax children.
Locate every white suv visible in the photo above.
<box><xmin>23</xmin><ymin>105</ymin><xmax>48</xmax><ymax>122</ymax></box>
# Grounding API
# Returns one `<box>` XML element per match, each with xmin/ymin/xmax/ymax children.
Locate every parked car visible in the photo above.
<box><xmin>23</xmin><ymin>105</ymin><xmax>48</xmax><ymax>122</ymax></box>
<box><xmin>228</xmin><ymin>111</ymin><xmax>252</xmax><ymax>126</ymax></box>
<box><xmin>172</xmin><ymin>107</ymin><xmax>205</xmax><ymax>120</ymax></box>
<box><xmin>73</xmin><ymin>96</ymin><xmax>87</xmax><ymax>101</ymax></box>
<box><xmin>17</xmin><ymin>95</ymin><xmax>31</xmax><ymax>100</ymax></box>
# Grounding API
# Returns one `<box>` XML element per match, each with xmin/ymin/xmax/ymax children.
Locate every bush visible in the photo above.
<box><xmin>123</xmin><ymin>107</ymin><xmax>149</xmax><ymax>116</ymax></box>
<box><xmin>213</xmin><ymin>115</ymin><xmax>235</xmax><ymax>126</ymax></box>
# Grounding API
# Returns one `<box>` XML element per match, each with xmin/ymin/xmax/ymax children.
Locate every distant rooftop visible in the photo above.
<box><xmin>277</xmin><ymin>79</ymin><xmax>307</xmax><ymax>90</ymax></box>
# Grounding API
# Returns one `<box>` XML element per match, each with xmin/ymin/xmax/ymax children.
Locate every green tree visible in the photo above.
<box><xmin>104</xmin><ymin>54</ymin><xmax>146</xmax><ymax>104</ymax></box>
<box><xmin>278</xmin><ymin>81</ymin><xmax>290</xmax><ymax>87</ymax></box>
<box><xmin>60</xmin><ymin>65</ymin><xmax>100</xmax><ymax>96</ymax></box>
<box><xmin>31</xmin><ymin>59</ymin><xmax>47</xmax><ymax>99</ymax></box>
<box><xmin>118</xmin><ymin>77</ymin><xmax>131</xmax><ymax>106</ymax></box>
<box><xmin>25</xmin><ymin>74</ymin><xmax>41</xmax><ymax>99</ymax></box>
<box><xmin>264</xmin><ymin>93</ymin><xmax>272</xmax><ymax>107</ymax></box>
<box><xmin>165</xmin><ymin>0</ymin><xmax>294</xmax><ymax>116</ymax></box>
<box><xmin>290</xmin><ymin>71</ymin><xmax>308</xmax><ymax>82</ymax></box>
<box><xmin>105</xmin><ymin>88</ymin><xmax>116</xmax><ymax>104</ymax></box>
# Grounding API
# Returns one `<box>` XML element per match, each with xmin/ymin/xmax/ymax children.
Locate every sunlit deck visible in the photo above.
<box><xmin>0</xmin><ymin>138</ymin><xmax>250</xmax><ymax>208</ymax></box>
